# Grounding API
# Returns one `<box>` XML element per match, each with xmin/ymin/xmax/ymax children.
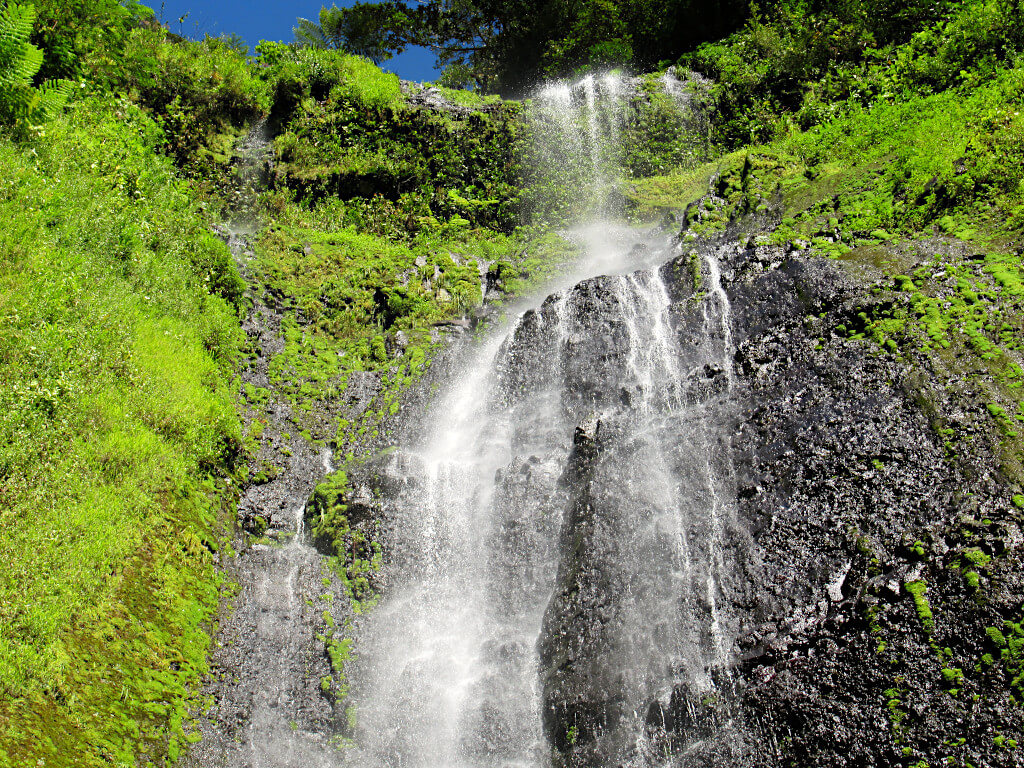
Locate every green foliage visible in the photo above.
<box><xmin>620</xmin><ymin>74</ymin><xmax>712</xmax><ymax>178</ymax></box>
<box><xmin>256</xmin><ymin>42</ymin><xmax>404</xmax><ymax>121</ymax></box>
<box><xmin>122</xmin><ymin>27</ymin><xmax>269</xmax><ymax>172</ymax></box>
<box><xmin>962</xmin><ymin>548</ymin><xmax>993</xmax><ymax>569</ymax></box>
<box><xmin>294</xmin><ymin>3</ymin><xmax>401</xmax><ymax>64</ymax></box>
<box><xmin>435</xmin><ymin>85</ymin><xmax>502</xmax><ymax>108</ymax></box>
<box><xmin>299</xmin><ymin>0</ymin><xmax>749</xmax><ymax>94</ymax></box>
<box><xmin>268</xmin><ymin>68</ymin><xmax>518</xmax><ymax>232</ymax></box>
<box><xmin>309</xmin><ymin>472</ymin><xmax>381</xmax><ymax>611</ymax></box>
<box><xmin>623</xmin><ymin>163</ymin><xmax>719</xmax><ymax>221</ymax></box>
<box><xmin>0</xmin><ymin>95</ymin><xmax>243</xmax><ymax>765</ymax></box>
<box><xmin>294</xmin><ymin>5</ymin><xmax>346</xmax><ymax>50</ymax></box>
<box><xmin>0</xmin><ymin>2</ymin><xmax>71</xmax><ymax>134</ymax></box>
<box><xmin>254</xmin><ymin>211</ymin><xmax>505</xmax><ymax>422</ymax></box>
<box><xmin>438</xmin><ymin>62</ymin><xmax>476</xmax><ymax>89</ymax></box>
<box><xmin>29</xmin><ymin>0</ymin><xmax>154</xmax><ymax>83</ymax></box>
<box><xmin>688</xmin><ymin>0</ymin><xmax>1024</xmax><ymax>148</ymax></box>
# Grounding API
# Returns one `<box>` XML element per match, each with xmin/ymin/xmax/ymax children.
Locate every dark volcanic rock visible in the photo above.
<box><xmin>536</xmin><ymin>234</ymin><xmax>1024</xmax><ymax>767</ymax></box>
<box><xmin>703</xmin><ymin>240</ymin><xmax>1022</xmax><ymax>767</ymax></box>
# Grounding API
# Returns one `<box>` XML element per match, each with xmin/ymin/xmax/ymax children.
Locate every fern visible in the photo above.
<box><xmin>294</xmin><ymin>17</ymin><xmax>331</xmax><ymax>49</ymax></box>
<box><xmin>293</xmin><ymin>6</ymin><xmax>346</xmax><ymax>50</ymax></box>
<box><xmin>0</xmin><ymin>2</ymin><xmax>71</xmax><ymax>133</ymax></box>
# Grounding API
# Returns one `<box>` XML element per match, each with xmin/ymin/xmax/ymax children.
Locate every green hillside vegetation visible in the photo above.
<box><xmin>1</xmin><ymin>0</ymin><xmax>1024</xmax><ymax>764</ymax></box>
<box><xmin>243</xmin><ymin>40</ymin><xmax>574</xmax><ymax>460</ymax></box>
<box><xmin>0</xmin><ymin>6</ymin><xmax>254</xmax><ymax>766</ymax></box>
<box><xmin>0</xmin><ymin>93</ymin><xmax>244</xmax><ymax>766</ymax></box>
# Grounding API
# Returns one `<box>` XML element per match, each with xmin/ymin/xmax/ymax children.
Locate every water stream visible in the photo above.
<box><xmin>196</xmin><ymin>72</ymin><xmax>743</xmax><ymax>768</ymax></box>
<box><xmin>341</xmin><ymin>73</ymin><xmax>745</xmax><ymax>767</ymax></box>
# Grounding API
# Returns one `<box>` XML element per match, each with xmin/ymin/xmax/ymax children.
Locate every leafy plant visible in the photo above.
<box><xmin>0</xmin><ymin>2</ymin><xmax>71</xmax><ymax>134</ymax></box>
<box><xmin>0</xmin><ymin>93</ymin><xmax>243</xmax><ymax>768</ymax></box>
<box><xmin>294</xmin><ymin>3</ymin><xmax>397</xmax><ymax>63</ymax></box>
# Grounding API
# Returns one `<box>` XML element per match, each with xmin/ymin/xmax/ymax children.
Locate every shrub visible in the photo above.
<box><xmin>122</xmin><ymin>28</ymin><xmax>269</xmax><ymax>170</ymax></box>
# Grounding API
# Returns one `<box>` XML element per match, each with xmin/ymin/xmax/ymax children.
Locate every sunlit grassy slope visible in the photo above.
<box><xmin>0</xmin><ymin>96</ymin><xmax>245</xmax><ymax>767</ymax></box>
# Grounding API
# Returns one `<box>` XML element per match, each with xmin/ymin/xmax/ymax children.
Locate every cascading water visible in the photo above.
<box><xmin>188</xmin><ymin>124</ymin><xmax>347</xmax><ymax>768</ymax></box>
<box><xmin>342</xmin><ymin>72</ymin><xmax>749</xmax><ymax>768</ymax></box>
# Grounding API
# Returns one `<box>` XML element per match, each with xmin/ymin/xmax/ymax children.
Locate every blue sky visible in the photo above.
<box><xmin>149</xmin><ymin>0</ymin><xmax>442</xmax><ymax>82</ymax></box>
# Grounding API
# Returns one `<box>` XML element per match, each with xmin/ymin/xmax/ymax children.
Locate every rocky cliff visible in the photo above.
<box><xmin>533</xmin><ymin>227</ymin><xmax>1024</xmax><ymax>767</ymax></box>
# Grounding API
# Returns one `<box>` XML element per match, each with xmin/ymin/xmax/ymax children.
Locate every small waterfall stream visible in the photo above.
<box><xmin>342</xmin><ymin>73</ymin><xmax>747</xmax><ymax>767</ymax></box>
<box><xmin>189</xmin><ymin>122</ymin><xmax>347</xmax><ymax>768</ymax></box>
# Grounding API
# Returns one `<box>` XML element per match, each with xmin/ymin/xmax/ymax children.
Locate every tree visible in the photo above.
<box><xmin>294</xmin><ymin>3</ymin><xmax>427</xmax><ymax>63</ymax></box>
<box><xmin>295</xmin><ymin>0</ymin><xmax>752</xmax><ymax>94</ymax></box>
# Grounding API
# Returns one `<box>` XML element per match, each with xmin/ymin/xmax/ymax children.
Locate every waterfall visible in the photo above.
<box><xmin>188</xmin><ymin>126</ymin><xmax>346</xmax><ymax>768</ymax></box>
<box><xmin>342</xmin><ymin>74</ymin><xmax>746</xmax><ymax>768</ymax></box>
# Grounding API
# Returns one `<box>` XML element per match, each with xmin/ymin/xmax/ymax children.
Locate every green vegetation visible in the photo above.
<box><xmin>263</xmin><ymin>48</ymin><xmax>518</xmax><ymax>233</ymax></box>
<box><xmin>0</xmin><ymin>3</ymin><xmax>71</xmax><ymax>135</ymax></box>
<box><xmin>297</xmin><ymin>0</ymin><xmax>750</xmax><ymax>93</ymax></box>
<box><xmin>2</xmin><ymin>0</ymin><xmax>1024</xmax><ymax>764</ymax></box>
<box><xmin>309</xmin><ymin>472</ymin><xmax>381</xmax><ymax>611</ymax></box>
<box><xmin>905</xmin><ymin>579</ymin><xmax>935</xmax><ymax>635</ymax></box>
<box><xmin>122</xmin><ymin>28</ymin><xmax>268</xmax><ymax>173</ymax></box>
<box><xmin>0</xmin><ymin>94</ymin><xmax>244</xmax><ymax>765</ymax></box>
<box><xmin>0</xmin><ymin>4</ymin><xmax>263</xmax><ymax>764</ymax></box>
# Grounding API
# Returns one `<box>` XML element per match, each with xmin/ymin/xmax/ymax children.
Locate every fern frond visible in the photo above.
<box><xmin>35</xmin><ymin>78</ymin><xmax>72</xmax><ymax>119</ymax></box>
<box><xmin>13</xmin><ymin>39</ymin><xmax>42</xmax><ymax>82</ymax></box>
<box><xmin>294</xmin><ymin>18</ymin><xmax>329</xmax><ymax>49</ymax></box>
<box><xmin>0</xmin><ymin>3</ymin><xmax>39</xmax><ymax>86</ymax></box>
<box><xmin>0</xmin><ymin>3</ymin><xmax>70</xmax><ymax>133</ymax></box>
<box><xmin>0</xmin><ymin>3</ymin><xmax>36</xmax><ymax>48</ymax></box>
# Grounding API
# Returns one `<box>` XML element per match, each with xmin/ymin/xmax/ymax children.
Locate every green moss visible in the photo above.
<box><xmin>435</xmin><ymin>86</ymin><xmax>502</xmax><ymax>108</ymax></box>
<box><xmin>941</xmin><ymin>667</ymin><xmax>964</xmax><ymax>686</ymax></box>
<box><xmin>884</xmin><ymin>684</ymin><xmax>910</xmax><ymax>737</ymax></box>
<box><xmin>309</xmin><ymin>470</ymin><xmax>382</xmax><ymax>613</ymax></box>
<box><xmin>905</xmin><ymin>579</ymin><xmax>935</xmax><ymax>635</ymax></box>
<box><xmin>962</xmin><ymin>548</ymin><xmax>993</xmax><ymax>568</ymax></box>
<box><xmin>995</xmin><ymin>734</ymin><xmax>1020</xmax><ymax>750</ymax></box>
<box><xmin>624</xmin><ymin>163</ymin><xmax>719</xmax><ymax>221</ymax></box>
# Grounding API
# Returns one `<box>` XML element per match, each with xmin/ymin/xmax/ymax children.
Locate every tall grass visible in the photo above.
<box><xmin>0</xmin><ymin>94</ymin><xmax>244</xmax><ymax>766</ymax></box>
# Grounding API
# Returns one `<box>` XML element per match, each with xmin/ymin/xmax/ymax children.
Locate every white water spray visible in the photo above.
<box><xmin>343</xmin><ymin>75</ymin><xmax>743</xmax><ymax>768</ymax></box>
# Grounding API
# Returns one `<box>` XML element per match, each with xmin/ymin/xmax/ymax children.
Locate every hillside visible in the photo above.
<box><xmin>0</xmin><ymin>0</ymin><xmax>1023</xmax><ymax>766</ymax></box>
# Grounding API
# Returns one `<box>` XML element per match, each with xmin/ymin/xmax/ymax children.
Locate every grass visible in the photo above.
<box><xmin>0</xmin><ymin>95</ymin><xmax>244</xmax><ymax>767</ymax></box>
<box><xmin>434</xmin><ymin>86</ymin><xmax>503</xmax><ymax>108</ymax></box>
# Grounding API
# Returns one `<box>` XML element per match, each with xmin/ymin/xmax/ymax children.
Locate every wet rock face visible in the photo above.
<box><xmin>719</xmin><ymin>242</ymin><xmax>1024</xmax><ymax>767</ymax></box>
<box><xmin>512</xmin><ymin>252</ymin><xmax>753</xmax><ymax>768</ymax></box>
<box><xmin>536</xmin><ymin>240</ymin><xmax>1024</xmax><ymax>767</ymax></box>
